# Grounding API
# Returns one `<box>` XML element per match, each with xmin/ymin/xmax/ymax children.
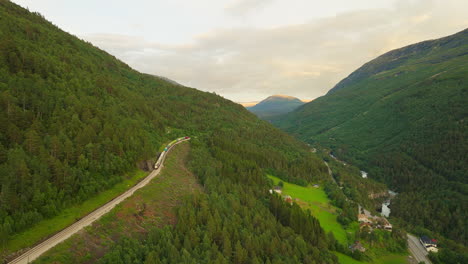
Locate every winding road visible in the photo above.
<box><xmin>8</xmin><ymin>138</ymin><xmax>190</xmax><ymax>264</ymax></box>
<box><xmin>407</xmin><ymin>234</ymin><xmax>432</xmax><ymax>264</ymax></box>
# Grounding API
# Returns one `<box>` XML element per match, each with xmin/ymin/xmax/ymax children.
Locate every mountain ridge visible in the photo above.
<box><xmin>247</xmin><ymin>94</ymin><xmax>305</xmax><ymax>119</ymax></box>
<box><xmin>328</xmin><ymin>28</ymin><xmax>468</xmax><ymax>94</ymax></box>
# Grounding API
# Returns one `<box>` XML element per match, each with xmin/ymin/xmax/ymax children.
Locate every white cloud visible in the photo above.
<box><xmin>80</xmin><ymin>0</ymin><xmax>467</xmax><ymax>102</ymax></box>
<box><xmin>225</xmin><ymin>0</ymin><xmax>274</xmax><ymax>16</ymax></box>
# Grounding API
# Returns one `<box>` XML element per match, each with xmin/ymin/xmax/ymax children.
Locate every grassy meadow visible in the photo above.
<box><xmin>268</xmin><ymin>175</ymin><xmax>349</xmax><ymax>244</ymax></box>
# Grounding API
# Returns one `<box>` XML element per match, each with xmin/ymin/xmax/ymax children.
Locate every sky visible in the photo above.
<box><xmin>13</xmin><ymin>0</ymin><xmax>468</xmax><ymax>102</ymax></box>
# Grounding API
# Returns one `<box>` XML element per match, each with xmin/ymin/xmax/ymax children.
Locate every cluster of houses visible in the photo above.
<box><xmin>269</xmin><ymin>186</ymin><xmax>294</xmax><ymax>204</ymax></box>
<box><xmin>358</xmin><ymin>213</ymin><xmax>392</xmax><ymax>232</ymax></box>
<box><xmin>269</xmin><ymin>183</ymin><xmax>440</xmax><ymax>257</ymax></box>
<box><xmin>268</xmin><ymin>185</ymin><xmax>317</xmax><ymax>205</ymax></box>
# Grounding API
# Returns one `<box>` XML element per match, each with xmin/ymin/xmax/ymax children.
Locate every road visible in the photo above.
<box><xmin>323</xmin><ymin>161</ymin><xmax>338</xmax><ymax>185</ymax></box>
<box><xmin>407</xmin><ymin>234</ymin><xmax>432</xmax><ymax>264</ymax></box>
<box><xmin>329</xmin><ymin>153</ymin><xmax>346</xmax><ymax>166</ymax></box>
<box><xmin>8</xmin><ymin>138</ymin><xmax>189</xmax><ymax>264</ymax></box>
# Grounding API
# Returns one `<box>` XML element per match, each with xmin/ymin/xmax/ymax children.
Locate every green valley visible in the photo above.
<box><xmin>1</xmin><ymin>0</ymin><xmax>466</xmax><ymax>263</ymax></box>
<box><xmin>274</xmin><ymin>28</ymin><xmax>468</xmax><ymax>263</ymax></box>
<box><xmin>268</xmin><ymin>174</ymin><xmax>408</xmax><ymax>264</ymax></box>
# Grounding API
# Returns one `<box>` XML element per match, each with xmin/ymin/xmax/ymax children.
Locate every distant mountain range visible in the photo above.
<box><xmin>273</xmin><ymin>28</ymin><xmax>468</xmax><ymax>245</ymax></box>
<box><xmin>246</xmin><ymin>95</ymin><xmax>306</xmax><ymax>119</ymax></box>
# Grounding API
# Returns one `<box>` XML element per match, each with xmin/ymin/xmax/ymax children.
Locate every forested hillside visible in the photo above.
<box><xmin>0</xmin><ymin>1</ymin><xmax>339</xmax><ymax>262</ymax></box>
<box><xmin>274</xmin><ymin>29</ymin><xmax>468</xmax><ymax>248</ymax></box>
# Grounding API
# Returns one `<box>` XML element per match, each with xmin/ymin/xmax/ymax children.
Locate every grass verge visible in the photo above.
<box><xmin>334</xmin><ymin>252</ymin><xmax>407</xmax><ymax>264</ymax></box>
<box><xmin>2</xmin><ymin>170</ymin><xmax>147</xmax><ymax>257</ymax></box>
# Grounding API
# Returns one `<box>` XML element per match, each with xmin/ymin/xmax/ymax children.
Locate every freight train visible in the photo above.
<box><xmin>154</xmin><ymin>137</ymin><xmax>190</xmax><ymax>169</ymax></box>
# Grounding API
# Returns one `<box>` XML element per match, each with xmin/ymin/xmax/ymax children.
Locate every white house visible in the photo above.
<box><xmin>273</xmin><ymin>186</ymin><xmax>282</xmax><ymax>194</ymax></box>
<box><xmin>420</xmin><ymin>236</ymin><xmax>438</xmax><ymax>252</ymax></box>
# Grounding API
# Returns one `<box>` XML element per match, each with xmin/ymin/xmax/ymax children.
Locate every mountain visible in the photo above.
<box><xmin>0</xmin><ymin>2</ymin><xmax>338</xmax><ymax>263</ymax></box>
<box><xmin>247</xmin><ymin>95</ymin><xmax>305</xmax><ymax>119</ymax></box>
<box><xmin>274</xmin><ymin>29</ymin><xmax>468</xmax><ymax>245</ymax></box>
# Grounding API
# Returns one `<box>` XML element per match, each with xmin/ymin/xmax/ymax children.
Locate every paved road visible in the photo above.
<box><xmin>8</xmin><ymin>138</ymin><xmax>189</xmax><ymax>264</ymax></box>
<box><xmin>407</xmin><ymin>234</ymin><xmax>432</xmax><ymax>264</ymax></box>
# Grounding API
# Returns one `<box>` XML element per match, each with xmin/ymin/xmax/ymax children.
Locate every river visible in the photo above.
<box><xmin>381</xmin><ymin>190</ymin><xmax>397</xmax><ymax>217</ymax></box>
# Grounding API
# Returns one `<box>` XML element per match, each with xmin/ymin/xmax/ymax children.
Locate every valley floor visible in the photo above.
<box><xmin>268</xmin><ymin>175</ymin><xmax>411</xmax><ymax>264</ymax></box>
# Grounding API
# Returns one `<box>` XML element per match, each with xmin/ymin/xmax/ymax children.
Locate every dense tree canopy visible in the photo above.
<box><xmin>0</xmin><ymin>2</ymin><xmax>339</xmax><ymax>262</ymax></box>
<box><xmin>97</xmin><ymin>136</ymin><xmax>338</xmax><ymax>264</ymax></box>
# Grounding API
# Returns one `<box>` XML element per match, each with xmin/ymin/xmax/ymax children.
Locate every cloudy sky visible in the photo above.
<box><xmin>13</xmin><ymin>0</ymin><xmax>468</xmax><ymax>102</ymax></box>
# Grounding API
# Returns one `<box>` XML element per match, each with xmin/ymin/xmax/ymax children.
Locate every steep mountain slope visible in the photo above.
<box><xmin>247</xmin><ymin>95</ymin><xmax>305</xmax><ymax>119</ymax></box>
<box><xmin>0</xmin><ymin>2</ymin><xmax>338</xmax><ymax>263</ymax></box>
<box><xmin>274</xmin><ymin>29</ymin><xmax>468</xmax><ymax>244</ymax></box>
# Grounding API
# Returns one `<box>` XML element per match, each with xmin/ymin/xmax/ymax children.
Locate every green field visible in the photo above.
<box><xmin>268</xmin><ymin>175</ymin><xmax>348</xmax><ymax>244</ymax></box>
<box><xmin>334</xmin><ymin>252</ymin><xmax>407</xmax><ymax>264</ymax></box>
<box><xmin>375</xmin><ymin>254</ymin><xmax>408</xmax><ymax>264</ymax></box>
<box><xmin>335</xmin><ymin>252</ymin><xmax>366</xmax><ymax>264</ymax></box>
<box><xmin>2</xmin><ymin>170</ymin><xmax>147</xmax><ymax>256</ymax></box>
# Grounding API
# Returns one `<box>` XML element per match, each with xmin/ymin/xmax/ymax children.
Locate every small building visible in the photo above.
<box><xmin>383</xmin><ymin>221</ymin><xmax>392</xmax><ymax>231</ymax></box>
<box><xmin>349</xmin><ymin>241</ymin><xmax>366</xmax><ymax>252</ymax></box>
<box><xmin>284</xmin><ymin>195</ymin><xmax>293</xmax><ymax>204</ymax></box>
<box><xmin>358</xmin><ymin>214</ymin><xmax>372</xmax><ymax>224</ymax></box>
<box><xmin>378</xmin><ymin>217</ymin><xmax>392</xmax><ymax>231</ymax></box>
<box><xmin>313</xmin><ymin>184</ymin><xmax>320</xmax><ymax>188</ymax></box>
<box><xmin>420</xmin><ymin>236</ymin><xmax>438</xmax><ymax>252</ymax></box>
<box><xmin>273</xmin><ymin>186</ymin><xmax>282</xmax><ymax>194</ymax></box>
